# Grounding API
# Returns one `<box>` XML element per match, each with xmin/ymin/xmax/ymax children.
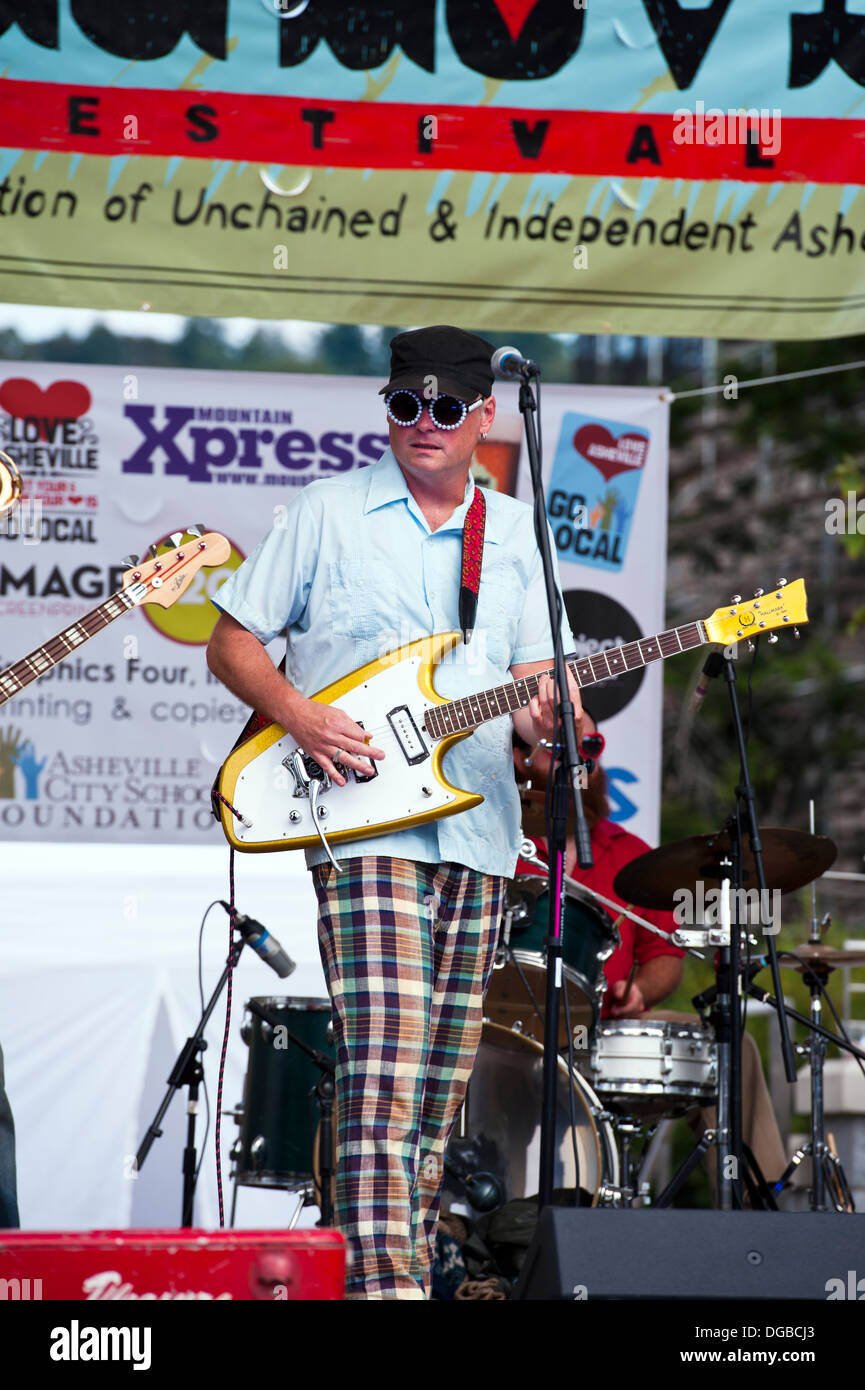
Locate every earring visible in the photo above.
<box><xmin>480</xmin><ymin>431</ymin><xmax>489</xmax><ymax>440</ymax></box>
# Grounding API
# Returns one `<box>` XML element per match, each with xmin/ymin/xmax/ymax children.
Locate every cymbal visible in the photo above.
<box><xmin>780</xmin><ymin>943</ymin><xmax>865</xmax><ymax>971</ymax></box>
<box><xmin>613</xmin><ymin>828</ymin><xmax>837</xmax><ymax>910</ymax></box>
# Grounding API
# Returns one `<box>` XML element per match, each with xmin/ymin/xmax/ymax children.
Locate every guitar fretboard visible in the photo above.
<box><xmin>423</xmin><ymin>621</ymin><xmax>706</xmax><ymax>738</ymax></box>
<box><xmin>0</xmin><ymin>589</ymin><xmax>136</xmax><ymax>705</ymax></box>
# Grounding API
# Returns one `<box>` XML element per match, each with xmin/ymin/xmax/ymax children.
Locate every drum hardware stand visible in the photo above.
<box><xmin>240</xmin><ymin>998</ymin><xmax>337</xmax><ymax>1228</ymax></box>
<box><xmin>742</xmin><ymin>978</ymin><xmax>864</xmax><ymax>1210</ymax></box>
<box><xmin>771</xmin><ymin>803</ymin><xmax>856</xmax><ymax>1213</ymax></box>
<box><xmin>649</xmin><ymin>898</ymin><xmax>777</xmax><ymax>1212</ymax></box>
<box><xmin>607</xmin><ymin>1114</ymin><xmax>655</xmax><ymax>1207</ymax></box>
<box><xmin>135</xmin><ymin>932</ymin><xmax>247</xmax><ymax>1228</ymax></box>
<box><xmin>509</xmin><ymin>354</ymin><xmax>593</xmax><ymax>1210</ymax></box>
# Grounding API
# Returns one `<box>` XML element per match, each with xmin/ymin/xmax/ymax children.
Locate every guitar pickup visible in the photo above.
<box><xmin>387</xmin><ymin>705</ymin><xmax>428</xmax><ymax>766</ymax></box>
<box><xmin>352</xmin><ymin>720</ymin><xmax>378</xmax><ymax>782</ymax></box>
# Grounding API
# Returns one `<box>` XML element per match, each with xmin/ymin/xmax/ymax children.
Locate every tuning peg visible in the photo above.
<box><xmin>165</xmin><ymin>531</ymin><xmax>184</xmax><ymax>548</ymax></box>
<box><xmin>753</xmin><ymin>587</ymin><xmax>764</xmax><ymax>598</ymax></box>
<box><xmin>776</xmin><ymin>578</ymin><xmax>787</xmax><ymax>587</ymax></box>
<box><xmin>767</xmin><ymin>632</ymin><xmax>779</xmax><ymax>644</ymax></box>
<box><xmin>730</xmin><ymin>593</ymin><xmax>742</xmax><ymax>603</ymax></box>
<box><xmin>148</xmin><ymin>543</ymin><xmax>159</xmax><ymax>558</ymax></box>
<box><xmin>120</xmin><ymin>554</ymin><xmax>139</xmax><ymax>568</ymax></box>
<box><xmin>793</xmin><ymin>627</ymin><xmax>800</xmax><ymax>639</ymax></box>
<box><xmin>187</xmin><ymin>522</ymin><xmax>206</xmax><ymax>538</ymax></box>
<box><xmin>747</xmin><ymin>640</ymin><xmax>755</xmax><ymax>652</ymax></box>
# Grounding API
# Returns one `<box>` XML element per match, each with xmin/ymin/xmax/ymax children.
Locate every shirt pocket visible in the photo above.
<box><xmin>327</xmin><ymin>556</ymin><xmax>382</xmax><ymax>643</ymax></box>
<box><xmin>476</xmin><ymin>561</ymin><xmax>525</xmax><ymax>671</ymax></box>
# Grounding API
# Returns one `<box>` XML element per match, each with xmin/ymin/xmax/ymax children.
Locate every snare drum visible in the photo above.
<box><xmin>233</xmin><ymin>997</ymin><xmax>334</xmax><ymax>1188</ymax></box>
<box><xmin>579</xmin><ymin>1018</ymin><xmax>717</xmax><ymax>1118</ymax></box>
<box><xmin>484</xmin><ymin>876</ymin><xmax>619</xmax><ymax>1046</ymax></box>
<box><xmin>448</xmin><ymin>1021</ymin><xmax>619</xmax><ymax>1206</ymax></box>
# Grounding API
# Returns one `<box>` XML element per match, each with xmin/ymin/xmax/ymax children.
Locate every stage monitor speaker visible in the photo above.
<box><xmin>515</xmin><ymin>1208</ymin><xmax>865</xmax><ymax>1301</ymax></box>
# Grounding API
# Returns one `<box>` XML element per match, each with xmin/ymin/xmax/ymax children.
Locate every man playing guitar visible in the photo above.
<box><xmin>206</xmin><ymin>326</ymin><xmax>581</xmax><ymax>1298</ymax></box>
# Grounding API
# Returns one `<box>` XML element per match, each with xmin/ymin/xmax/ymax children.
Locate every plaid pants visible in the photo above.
<box><xmin>311</xmin><ymin>856</ymin><xmax>506</xmax><ymax>1299</ymax></box>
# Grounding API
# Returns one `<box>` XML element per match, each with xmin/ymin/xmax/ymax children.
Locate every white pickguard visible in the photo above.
<box><xmin>228</xmin><ymin>656</ymin><xmax>458</xmax><ymax>849</ymax></box>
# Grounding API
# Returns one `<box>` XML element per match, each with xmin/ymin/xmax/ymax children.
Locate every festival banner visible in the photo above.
<box><xmin>1</xmin><ymin>3</ymin><xmax>865</xmax><ymax>337</ymax></box>
<box><xmin>0</xmin><ymin>363</ymin><xmax>669</xmax><ymax>847</ymax></box>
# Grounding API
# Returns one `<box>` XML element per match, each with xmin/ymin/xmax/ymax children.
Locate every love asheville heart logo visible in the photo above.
<box><xmin>0</xmin><ymin>378</ymin><xmax>93</xmax><ymax>440</ymax></box>
<box><xmin>572</xmin><ymin>424</ymin><xmax>648</xmax><ymax>483</ymax></box>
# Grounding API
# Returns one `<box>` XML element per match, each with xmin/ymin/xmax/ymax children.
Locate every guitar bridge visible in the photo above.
<box><xmin>282</xmin><ymin>750</ymin><xmax>332</xmax><ymax>797</ymax></box>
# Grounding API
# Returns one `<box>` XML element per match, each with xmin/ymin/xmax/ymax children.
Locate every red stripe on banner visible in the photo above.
<box><xmin>0</xmin><ymin>79</ymin><xmax>859</xmax><ymax>184</ymax></box>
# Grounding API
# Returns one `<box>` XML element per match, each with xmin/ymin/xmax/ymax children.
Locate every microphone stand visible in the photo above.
<box><xmin>722</xmin><ymin>646</ymin><xmax>797</xmax><ymax>1090</ymax></box>
<box><xmin>135</xmin><ymin>933</ymin><xmax>246</xmax><ymax>1228</ymax></box>
<box><xmin>512</xmin><ymin>363</ymin><xmax>592</xmax><ymax>1210</ymax></box>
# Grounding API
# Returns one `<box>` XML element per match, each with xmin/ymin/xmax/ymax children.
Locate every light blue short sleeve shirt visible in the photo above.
<box><xmin>212</xmin><ymin>448</ymin><xmax>573</xmax><ymax>878</ymax></box>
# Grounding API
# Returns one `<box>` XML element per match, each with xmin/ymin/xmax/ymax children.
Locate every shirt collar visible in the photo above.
<box><xmin>363</xmin><ymin>448</ymin><xmax>503</xmax><ymax>541</ymax></box>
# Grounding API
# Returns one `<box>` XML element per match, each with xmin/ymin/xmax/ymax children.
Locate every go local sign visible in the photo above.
<box><xmin>1</xmin><ymin>2</ymin><xmax>864</xmax><ymax>338</ymax></box>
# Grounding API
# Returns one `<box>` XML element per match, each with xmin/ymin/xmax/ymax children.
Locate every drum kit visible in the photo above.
<box><xmin>226</xmin><ymin>801</ymin><xmax>863</xmax><ymax>1221</ymax></box>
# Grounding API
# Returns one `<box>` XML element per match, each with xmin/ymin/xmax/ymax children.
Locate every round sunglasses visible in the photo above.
<box><xmin>385</xmin><ymin>389</ymin><xmax>484</xmax><ymax>431</ymax></box>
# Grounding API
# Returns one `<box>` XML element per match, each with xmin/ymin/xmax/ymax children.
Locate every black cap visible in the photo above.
<box><xmin>379</xmin><ymin>325</ymin><xmax>496</xmax><ymax>403</ymax></box>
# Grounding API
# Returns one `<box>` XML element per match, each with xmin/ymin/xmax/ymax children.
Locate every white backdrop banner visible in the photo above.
<box><xmin>0</xmin><ymin>364</ymin><xmax>669</xmax><ymax>848</ymax></box>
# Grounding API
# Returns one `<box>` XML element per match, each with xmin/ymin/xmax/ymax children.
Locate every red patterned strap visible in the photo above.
<box><xmin>459</xmin><ymin>486</ymin><xmax>486</xmax><ymax>644</ymax></box>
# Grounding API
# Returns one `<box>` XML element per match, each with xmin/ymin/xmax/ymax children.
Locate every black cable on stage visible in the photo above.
<box><xmin>214</xmin><ymin>846</ymin><xmax>239</xmax><ymax>1227</ymax></box>
<box><xmin>191</xmin><ymin>899</ymin><xmax>223</xmax><ymax>1190</ymax></box>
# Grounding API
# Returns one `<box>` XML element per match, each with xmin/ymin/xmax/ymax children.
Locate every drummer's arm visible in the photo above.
<box><xmin>608</xmin><ymin>955</ymin><xmax>684</xmax><ymax>1018</ymax></box>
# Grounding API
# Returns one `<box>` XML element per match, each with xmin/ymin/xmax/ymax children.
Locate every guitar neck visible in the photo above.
<box><xmin>424</xmin><ymin>619</ymin><xmax>707</xmax><ymax>738</ymax></box>
<box><xmin>0</xmin><ymin>588</ymin><xmax>136</xmax><ymax>705</ymax></box>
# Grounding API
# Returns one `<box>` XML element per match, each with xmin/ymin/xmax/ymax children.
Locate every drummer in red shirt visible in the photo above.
<box><xmin>513</xmin><ymin>709</ymin><xmax>685</xmax><ymax>1017</ymax></box>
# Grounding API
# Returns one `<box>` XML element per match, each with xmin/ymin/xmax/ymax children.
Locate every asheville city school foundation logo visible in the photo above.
<box><xmin>0</xmin><ymin>729</ymin><xmax>44</xmax><ymax>800</ymax></box>
<box><xmin>547</xmin><ymin>414</ymin><xmax>649</xmax><ymax>573</ymax></box>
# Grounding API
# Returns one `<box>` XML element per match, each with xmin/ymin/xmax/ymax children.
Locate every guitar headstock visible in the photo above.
<box><xmin>120</xmin><ymin>526</ymin><xmax>232</xmax><ymax>609</ymax></box>
<box><xmin>704</xmin><ymin>579</ymin><xmax>808</xmax><ymax>647</ymax></box>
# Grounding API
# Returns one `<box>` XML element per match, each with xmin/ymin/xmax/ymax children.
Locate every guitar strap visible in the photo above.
<box><xmin>459</xmin><ymin>484</ymin><xmax>486</xmax><ymax>644</ymax></box>
<box><xmin>211</xmin><ymin>483</ymin><xmax>487</xmax><ymax>820</ymax></box>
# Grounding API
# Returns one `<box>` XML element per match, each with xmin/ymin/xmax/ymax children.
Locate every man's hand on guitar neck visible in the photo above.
<box><xmin>206</xmin><ymin>612</ymin><xmax>384</xmax><ymax>787</ymax></box>
<box><xmin>510</xmin><ymin>662</ymin><xmax>584</xmax><ymax>752</ymax></box>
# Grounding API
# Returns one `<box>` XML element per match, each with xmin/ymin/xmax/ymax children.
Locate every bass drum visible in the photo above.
<box><xmin>450</xmin><ymin>1022</ymin><xmax>619</xmax><ymax>1207</ymax></box>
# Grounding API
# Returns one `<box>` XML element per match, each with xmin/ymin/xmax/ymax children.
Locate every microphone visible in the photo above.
<box><xmin>221</xmin><ymin>903</ymin><xmax>296</xmax><ymax>979</ymax></box>
<box><xmin>491</xmin><ymin>345</ymin><xmax>540</xmax><ymax>380</ymax></box>
<box><xmin>689</xmin><ymin>649</ymin><xmax>725</xmax><ymax>714</ymax></box>
<box><xmin>443</xmin><ymin>1152</ymin><xmax>504</xmax><ymax>1213</ymax></box>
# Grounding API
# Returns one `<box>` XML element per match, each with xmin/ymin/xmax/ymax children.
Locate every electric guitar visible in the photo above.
<box><xmin>0</xmin><ymin>527</ymin><xmax>231</xmax><ymax>706</ymax></box>
<box><xmin>214</xmin><ymin>579</ymin><xmax>808</xmax><ymax>857</ymax></box>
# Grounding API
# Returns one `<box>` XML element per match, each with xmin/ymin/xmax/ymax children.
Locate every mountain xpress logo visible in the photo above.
<box><xmin>0</xmin><ymin>378</ymin><xmax>99</xmax><ymax>471</ymax></box>
<box><xmin>121</xmin><ymin>404</ymin><xmax>387</xmax><ymax>484</ymax></box>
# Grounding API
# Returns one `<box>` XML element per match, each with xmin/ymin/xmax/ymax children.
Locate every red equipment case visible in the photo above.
<box><xmin>0</xmin><ymin>1228</ymin><xmax>346</xmax><ymax>1301</ymax></box>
